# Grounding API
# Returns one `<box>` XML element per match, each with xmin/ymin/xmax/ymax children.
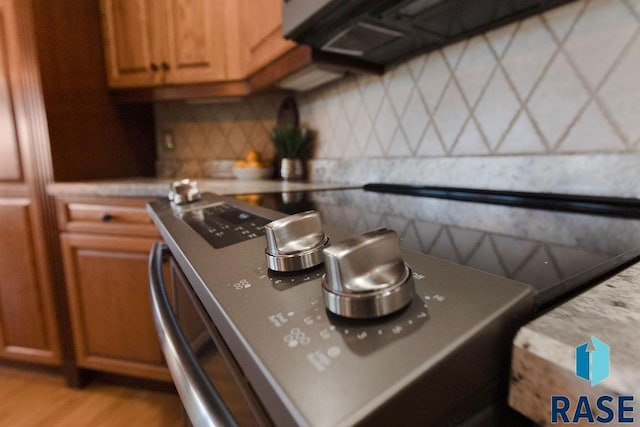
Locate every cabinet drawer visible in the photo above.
<box><xmin>56</xmin><ymin>197</ymin><xmax>159</xmax><ymax>237</ymax></box>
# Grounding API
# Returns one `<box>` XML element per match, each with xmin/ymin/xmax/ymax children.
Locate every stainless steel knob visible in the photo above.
<box><xmin>169</xmin><ymin>179</ymin><xmax>202</xmax><ymax>204</ymax></box>
<box><xmin>322</xmin><ymin>228</ymin><xmax>414</xmax><ymax>319</ymax></box>
<box><xmin>265</xmin><ymin>211</ymin><xmax>330</xmax><ymax>272</ymax></box>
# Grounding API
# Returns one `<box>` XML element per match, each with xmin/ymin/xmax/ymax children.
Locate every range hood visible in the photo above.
<box><xmin>271</xmin><ymin>45</ymin><xmax>382</xmax><ymax>92</ymax></box>
<box><xmin>283</xmin><ymin>0</ymin><xmax>574</xmax><ymax>68</ymax></box>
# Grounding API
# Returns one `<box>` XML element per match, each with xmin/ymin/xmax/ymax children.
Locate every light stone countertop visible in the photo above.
<box><xmin>509</xmin><ymin>262</ymin><xmax>640</xmax><ymax>425</ymax></box>
<box><xmin>46</xmin><ymin>178</ymin><xmax>354</xmax><ymax>199</ymax></box>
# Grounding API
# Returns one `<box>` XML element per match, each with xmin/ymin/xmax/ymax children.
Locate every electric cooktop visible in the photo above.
<box><xmin>234</xmin><ymin>184</ymin><xmax>640</xmax><ymax>310</ymax></box>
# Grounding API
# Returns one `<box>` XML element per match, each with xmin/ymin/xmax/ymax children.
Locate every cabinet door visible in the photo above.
<box><xmin>0</xmin><ymin>0</ymin><xmax>22</xmax><ymax>180</ymax></box>
<box><xmin>100</xmin><ymin>0</ymin><xmax>163</xmax><ymax>87</ymax></box>
<box><xmin>0</xmin><ymin>0</ymin><xmax>60</xmax><ymax>366</ymax></box>
<box><xmin>240</xmin><ymin>0</ymin><xmax>296</xmax><ymax>75</ymax></box>
<box><xmin>163</xmin><ymin>0</ymin><xmax>228</xmax><ymax>84</ymax></box>
<box><xmin>0</xmin><ymin>199</ymin><xmax>60</xmax><ymax>363</ymax></box>
<box><xmin>61</xmin><ymin>233</ymin><xmax>170</xmax><ymax>381</ymax></box>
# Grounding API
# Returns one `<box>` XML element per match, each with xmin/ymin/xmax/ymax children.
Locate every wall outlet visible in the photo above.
<box><xmin>163</xmin><ymin>130</ymin><xmax>175</xmax><ymax>151</ymax></box>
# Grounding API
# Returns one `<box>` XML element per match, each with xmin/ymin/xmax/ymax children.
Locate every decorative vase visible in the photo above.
<box><xmin>279</xmin><ymin>158</ymin><xmax>304</xmax><ymax>181</ymax></box>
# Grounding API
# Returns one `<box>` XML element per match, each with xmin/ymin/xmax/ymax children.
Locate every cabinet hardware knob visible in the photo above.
<box><xmin>161</xmin><ymin>62</ymin><xmax>170</xmax><ymax>71</ymax></box>
<box><xmin>101</xmin><ymin>213</ymin><xmax>113</xmax><ymax>222</ymax></box>
<box><xmin>150</xmin><ymin>63</ymin><xmax>159</xmax><ymax>72</ymax></box>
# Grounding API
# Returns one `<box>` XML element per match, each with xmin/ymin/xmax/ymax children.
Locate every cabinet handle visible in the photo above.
<box><xmin>150</xmin><ymin>63</ymin><xmax>159</xmax><ymax>72</ymax></box>
<box><xmin>101</xmin><ymin>213</ymin><xmax>113</xmax><ymax>222</ymax></box>
<box><xmin>161</xmin><ymin>62</ymin><xmax>170</xmax><ymax>72</ymax></box>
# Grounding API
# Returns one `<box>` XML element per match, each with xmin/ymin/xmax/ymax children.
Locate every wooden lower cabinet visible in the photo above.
<box><xmin>0</xmin><ymin>198</ymin><xmax>61</xmax><ymax>364</ymax></box>
<box><xmin>58</xmin><ymin>198</ymin><xmax>170</xmax><ymax>382</ymax></box>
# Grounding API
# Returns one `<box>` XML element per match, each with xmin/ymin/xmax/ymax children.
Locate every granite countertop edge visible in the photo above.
<box><xmin>46</xmin><ymin>178</ymin><xmax>355</xmax><ymax>198</ymax></box>
<box><xmin>509</xmin><ymin>261</ymin><xmax>640</xmax><ymax>425</ymax></box>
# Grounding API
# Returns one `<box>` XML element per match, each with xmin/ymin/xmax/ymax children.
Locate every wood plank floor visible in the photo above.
<box><xmin>0</xmin><ymin>365</ymin><xmax>183</xmax><ymax>426</ymax></box>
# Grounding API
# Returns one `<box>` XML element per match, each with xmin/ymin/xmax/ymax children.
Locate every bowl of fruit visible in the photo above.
<box><xmin>232</xmin><ymin>150</ymin><xmax>272</xmax><ymax>180</ymax></box>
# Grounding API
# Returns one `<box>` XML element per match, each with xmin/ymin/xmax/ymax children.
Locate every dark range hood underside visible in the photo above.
<box><xmin>285</xmin><ymin>0</ymin><xmax>576</xmax><ymax>69</ymax></box>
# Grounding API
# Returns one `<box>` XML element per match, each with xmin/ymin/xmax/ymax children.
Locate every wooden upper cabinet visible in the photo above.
<box><xmin>164</xmin><ymin>0</ymin><xmax>227</xmax><ymax>84</ymax></box>
<box><xmin>100</xmin><ymin>0</ymin><xmax>161</xmax><ymax>87</ymax></box>
<box><xmin>100</xmin><ymin>0</ymin><xmax>300</xmax><ymax>93</ymax></box>
<box><xmin>101</xmin><ymin>0</ymin><xmax>240</xmax><ymax>88</ymax></box>
<box><xmin>0</xmin><ymin>0</ymin><xmax>23</xmax><ymax>181</ymax></box>
<box><xmin>240</xmin><ymin>0</ymin><xmax>296</xmax><ymax>75</ymax></box>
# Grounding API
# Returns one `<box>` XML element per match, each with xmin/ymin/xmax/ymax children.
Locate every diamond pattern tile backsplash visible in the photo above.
<box><xmin>155</xmin><ymin>96</ymin><xmax>281</xmax><ymax>178</ymax></box>
<box><xmin>156</xmin><ymin>0</ymin><xmax>640</xmax><ymax>193</ymax></box>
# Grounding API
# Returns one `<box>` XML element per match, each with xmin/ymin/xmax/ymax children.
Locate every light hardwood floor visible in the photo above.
<box><xmin>0</xmin><ymin>365</ymin><xmax>183</xmax><ymax>426</ymax></box>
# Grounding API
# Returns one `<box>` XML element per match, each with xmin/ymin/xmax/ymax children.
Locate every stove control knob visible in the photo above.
<box><xmin>265</xmin><ymin>211</ymin><xmax>330</xmax><ymax>272</ymax></box>
<box><xmin>322</xmin><ymin>228</ymin><xmax>414</xmax><ymax>319</ymax></box>
<box><xmin>169</xmin><ymin>179</ymin><xmax>201</xmax><ymax>204</ymax></box>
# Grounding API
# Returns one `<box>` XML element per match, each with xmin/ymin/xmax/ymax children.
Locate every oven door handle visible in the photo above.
<box><xmin>149</xmin><ymin>241</ymin><xmax>239</xmax><ymax>427</ymax></box>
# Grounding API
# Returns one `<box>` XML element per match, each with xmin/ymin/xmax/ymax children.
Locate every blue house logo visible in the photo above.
<box><xmin>575</xmin><ymin>336</ymin><xmax>609</xmax><ymax>386</ymax></box>
<box><xmin>551</xmin><ymin>337</ymin><xmax>634</xmax><ymax>423</ymax></box>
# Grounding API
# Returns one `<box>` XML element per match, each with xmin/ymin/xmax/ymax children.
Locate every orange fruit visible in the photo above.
<box><xmin>246</xmin><ymin>160</ymin><xmax>264</xmax><ymax>169</ymax></box>
<box><xmin>245</xmin><ymin>150</ymin><xmax>261</xmax><ymax>163</ymax></box>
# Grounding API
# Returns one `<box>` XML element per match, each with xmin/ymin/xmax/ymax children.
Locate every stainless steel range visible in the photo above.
<box><xmin>148</xmin><ymin>182</ymin><xmax>640</xmax><ymax>427</ymax></box>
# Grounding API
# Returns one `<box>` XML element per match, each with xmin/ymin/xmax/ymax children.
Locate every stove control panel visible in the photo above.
<box><xmin>181</xmin><ymin>203</ymin><xmax>271</xmax><ymax>249</ymax></box>
<box><xmin>321</xmin><ymin>228</ymin><xmax>415</xmax><ymax>319</ymax></box>
<box><xmin>148</xmin><ymin>192</ymin><xmax>536</xmax><ymax>427</ymax></box>
<box><xmin>264</xmin><ymin>210</ymin><xmax>330</xmax><ymax>272</ymax></box>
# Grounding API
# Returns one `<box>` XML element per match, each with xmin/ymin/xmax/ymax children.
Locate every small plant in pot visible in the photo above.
<box><xmin>270</xmin><ymin>127</ymin><xmax>314</xmax><ymax>181</ymax></box>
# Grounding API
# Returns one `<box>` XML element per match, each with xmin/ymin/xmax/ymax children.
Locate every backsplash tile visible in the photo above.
<box><xmin>527</xmin><ymin>52</ymin><xmax>589</xmax><ymax>147</ymax></box>
<box><xmin>565</xmin><ymin>0</ymin><xmax>637</xmax><ymax>89</ymax></box>
<box><xmin>454</xmin><ymin>36</ymin><xmax>496</xmax><ymax>107</ymax></box>
<box><xmin>299</xmin><ymin>0</ymin><xmax>640</xmax><ymax>161</ymax></box>
<box><xmin>155</xmin><ymin>0</ymin><xmax>640</xmax><ymax>196</ymax></box>
<box><xmin>155</xmin><ymin>96</ymin><xmax>280</xmax><ymax>178</ymax></box>
<box><xmin>502</xmin><ymin>17</ymin><xmax>556</xmax><ymax>101</ymax></box>
<box><xmin>599</xmin><ymin>32</ymin><xmax>640</xmax><ymax>144</ymax></box>
<box><xmin>475</xmin><ymin>68</ymin><xmax>520</xmax><ymax>150</ymax></box>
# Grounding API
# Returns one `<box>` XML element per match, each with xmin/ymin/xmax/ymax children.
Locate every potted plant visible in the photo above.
<box><xmin>270</xmin><ymin>126</ymin><xmax>314</xmax><ymax>180</ymax></box>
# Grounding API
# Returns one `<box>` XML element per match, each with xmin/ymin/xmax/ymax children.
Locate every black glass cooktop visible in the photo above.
<box><xmin>233</xmin><ymin>184</ymin><xmax>640</xmax><ymax>309</ymax></box>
